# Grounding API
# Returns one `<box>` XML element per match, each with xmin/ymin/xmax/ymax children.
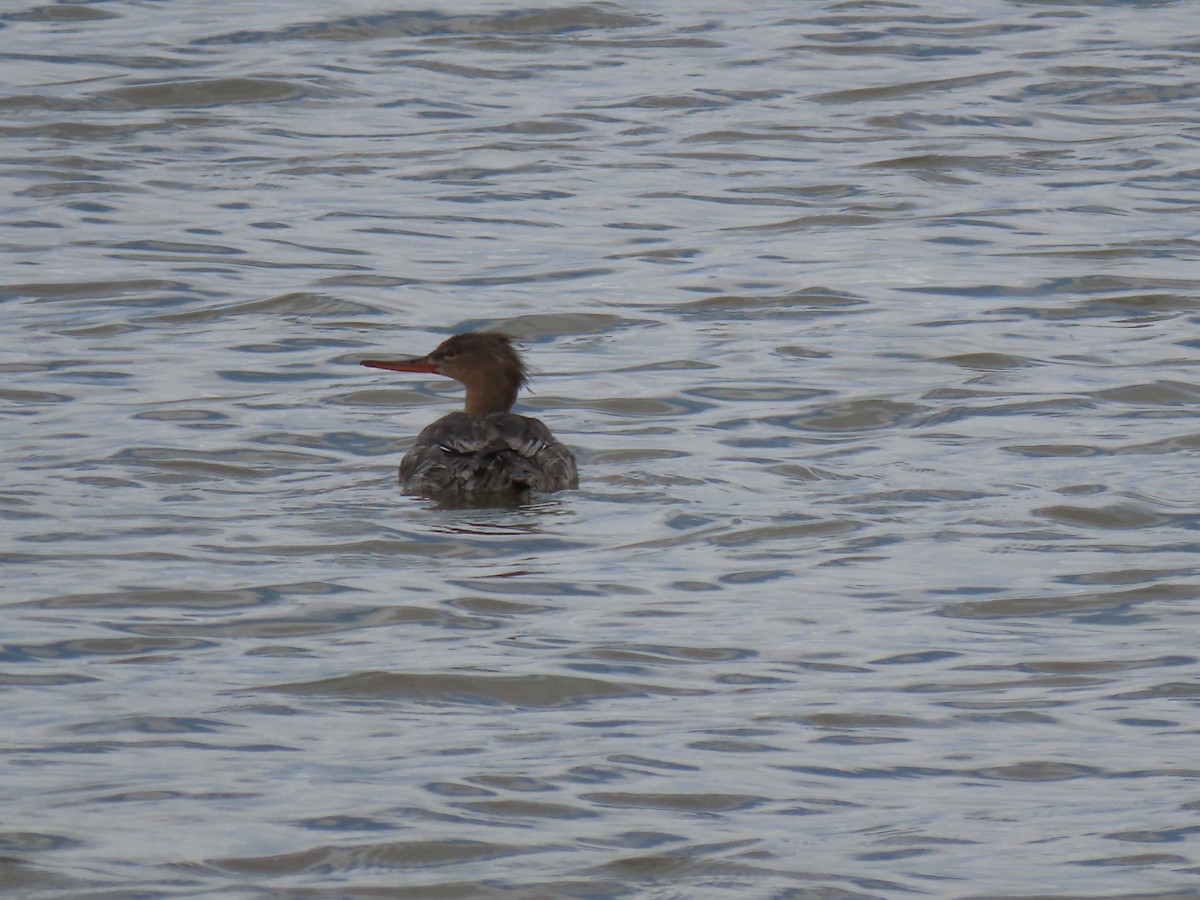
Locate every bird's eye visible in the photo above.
<box><xmin>442</xmin><ymin>348</ymin><xmax>458</xmax><ymax>359</ymax></box>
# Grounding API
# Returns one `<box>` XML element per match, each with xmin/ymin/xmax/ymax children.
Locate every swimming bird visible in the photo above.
<box><xmin>361</xmin><ymin>332</ymin><xmax>577</xmax><ymax>497</ymax></box>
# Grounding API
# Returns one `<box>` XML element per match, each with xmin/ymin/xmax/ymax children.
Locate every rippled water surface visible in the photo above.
<box><xmin>4</xmin><ymin>1</ymin><xmax>1200</xmax><ymax>897</ymax></box>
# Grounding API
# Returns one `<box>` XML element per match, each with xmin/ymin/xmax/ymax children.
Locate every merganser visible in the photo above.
<box><xmin>361</xmin><ymin>331</ymin><xmax>578</xmax><ymax>497</ymax></box>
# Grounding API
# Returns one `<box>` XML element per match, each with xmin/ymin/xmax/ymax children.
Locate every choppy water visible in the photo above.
<box><xmin>4</xmin><ymin>1</ymin><xmax>1200</xmax><ymax>897</ymax></box>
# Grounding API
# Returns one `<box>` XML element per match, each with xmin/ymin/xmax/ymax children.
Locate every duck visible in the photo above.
<box><xmin>361</xmin><ymin>331</ymin><xmax>577</xmax><ymax>497</ymax></box>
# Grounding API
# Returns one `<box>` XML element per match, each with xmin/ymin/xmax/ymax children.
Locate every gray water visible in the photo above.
<box><xmin>3</xmin><ymin>1</ymin><xmax>1200</xmax><ymax>898</ymax></box>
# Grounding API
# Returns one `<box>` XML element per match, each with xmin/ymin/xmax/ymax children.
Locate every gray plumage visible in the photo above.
<box><xmin>401</xmin><ymin>410</ymin><xmax>578</xmax><ymax>495</ymax></box>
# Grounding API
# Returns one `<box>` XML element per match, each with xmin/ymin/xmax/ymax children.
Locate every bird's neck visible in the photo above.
<box><xmin>463</xmin><ymin>379</ymin><xmax>518</xmax><ymax>417</ymax></box>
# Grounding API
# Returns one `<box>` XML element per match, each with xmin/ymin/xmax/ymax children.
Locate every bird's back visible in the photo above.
<box><xmin>400</xmin><ymin>411</ymin><xmax>577</xmax><ymax>496</ymax></box>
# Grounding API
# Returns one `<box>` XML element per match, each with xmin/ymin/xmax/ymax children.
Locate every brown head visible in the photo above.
<box><xmin>361</xmin><ymin>331</ymin><xmax>529</xmax><ymax>416</ymax></box>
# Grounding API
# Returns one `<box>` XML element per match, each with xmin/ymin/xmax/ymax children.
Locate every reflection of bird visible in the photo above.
<box><xmin>361</xmin><ymin>332</ymin><xmax>577</xmax><ymax>496</ymax></box>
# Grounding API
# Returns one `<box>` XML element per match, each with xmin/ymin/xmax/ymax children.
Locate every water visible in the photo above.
<box><xmin>3</xmin><ymin>1</ymin><xmax>1199</xmax><ymax>897</ymax></box>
